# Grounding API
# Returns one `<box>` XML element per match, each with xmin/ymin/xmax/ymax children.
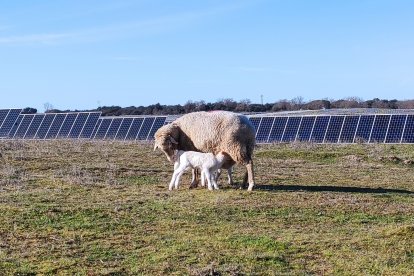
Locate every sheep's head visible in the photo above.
<box><xmin>154</xmin><ymin>124</ymin><xmax>180</xmax><ymax>163</ymax></box>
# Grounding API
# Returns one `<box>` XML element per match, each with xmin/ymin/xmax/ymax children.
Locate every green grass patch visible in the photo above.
<box><xmin>1</xmin><ymin>141</ymin><xmax>414</xmax><ymax>274</ymax></box>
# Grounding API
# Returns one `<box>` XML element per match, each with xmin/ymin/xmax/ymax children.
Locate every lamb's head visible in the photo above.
<box><xmin>154</xmin><ymin>123</ymin><xmax>180</xmax><ymax>163</ymax></box>
<box><xmin>216</xmin><ymin>151</ymin><xmax>233</xmax><ymax>166</ymax></box>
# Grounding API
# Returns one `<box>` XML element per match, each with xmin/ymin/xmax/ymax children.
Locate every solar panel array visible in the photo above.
<box><xmin>1</xmin><ymin>108</ymin><xmax>414</xmax><ymax>144</ymax></box>
<box><xmin>0</xmin><ymin>109</ymin><xmax>167</xmax><ymax>141</ymax></box>
<box><xmin>91</xmin><ymin>116</ymin><xmax>166</xmax><ymax>140</ymax></box>
<box><xmin>251</xmin><ymin>114</ymin><xmax>414</xmax><ymax>144</ymax></box>
<box><xmin>6</xmin><ymin>112</ymin><xmax>102</xmax><ymax>140</ymax></box>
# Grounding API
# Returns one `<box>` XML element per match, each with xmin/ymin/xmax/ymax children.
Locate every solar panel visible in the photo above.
<box><xmin>339</xmin><ymin>116</ymin><xmax>359</xmax><ymax>143</ymax></box>
<box><xmin>249</xmin><ymin>117</ymin><xmax>261</xmax><ymax>135</ymax></box>
<box><xmin>310</xmin><ymin>116</ymin><xmax>330</xmax><ymax>143</ymax></box>
<box><xmin>385</xmin><ymin>115</ymin><xmax>406</xmax><ymax>143</ymax></box>
<box><xmin>282</xmin><ymin>117</ymin><xmax>301</xmax><ymax>142</ymax></box>
<box><xmin>115</xmin><ymin>118</ymin><xmax>134</xmax><ymax>140</ymax></box>
<box><xmin>79</xmin><ymin>113</ymin><xmax>101</xmax><ymax>139</ymax></box>
<box><xmin>147</xmin><ymin>117</ymin><xmax>167</xmax><ymax>140</ymax></box>
<box><xmin>57</xmin><ymin>113</ymin><xmax>78</xmax><ymax>138</ymax></box>
<box><xmin>13</xmin><ymin>114</ymin><xmax>34</xmax><ymax>139</ymax></box>
<box><xmin>401</xmin><ymin>115</ymin><xmax>414</xmax><ymax>143</ymax></box>
<box><xmin>125</xmin><ymin>118</ymin><xmax>144</xmax><ymax>140</ymax></box>
<box><xmin>0</xmin><ymin>109</ymin><xmax>22</xmax><ymax>137</ymax></box>
<box><xmin>0</xmin><ymin>110</ymin><xmax>9</xmax><ymax>128</ymax></box>
<box><xmin>268</xmin><ymin>117</ymin><xmax>288</xmax><ymax>143</ymax></box>
<box><xmin>137</xmin><ymin>117</ymin><xmax>155</xmax><ymax>140</ymax></box>
<box><xmin>45</xmin><ymin>114</ymin><xmax>67</xmax><ymax>139</ymax></box>
<box><xmin>296</xmin><ymin>116</ymin><xmax>315</xmax><ymax>142</ymax></box>
<box><xmin>7</xmin><ymin>115</ymin><xmax>23</xmax><ymax>138</ymax></box>
<box><xmin>68</xmin><ymin>113</ymin><xmax>88</xmax><ymax>138</ymax></box>
<box><xmin>24</xmin><ymin>114</ymin><xmax>45</xmax><ymax>139</ymax></box>
<box><xmin>91</xmin><ymin>118</ymin><xmax>102</xmax><ymax>139</ymax></box>
<box><xmin>256</xmin><ymin>117</ymin><xmax>274</xmax><ymax>143</ymax></box>
<box><xmin>354</xmin><ymin>115</ymin><xmax>374</xmax><ymax>143</ymax></box>
<box><xmin>93</xmin><ymin>118</ymin><xmax>112</xmax><ymax>139</ymax></box>
<box><xmin>369</xmin><ymin>115</ymin><xmax>391</xmax><ymax>143</ymax></box>
<box><xmin>36</xmin><ymin>114</ymin><xmax>56</xmax><ymax>139</ymax></box>
<box><xmin>324</xmin><ymin>116</ymin><xmax>345</xmax><ymax>143</ymax></box>
<box><xmin>105</xmin><ymin>118</ymin><xmax>123</xmax><ymax>139</ymax></box>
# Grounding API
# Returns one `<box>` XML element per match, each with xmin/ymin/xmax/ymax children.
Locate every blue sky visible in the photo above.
<box><xmin>1</xmin><ymin>0</ymin><xmax>413</xmax><ymax>112</ymax></box>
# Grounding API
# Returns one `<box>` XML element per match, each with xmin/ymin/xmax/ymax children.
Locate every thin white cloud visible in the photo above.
<box><xmin>111</xmin><ymin>56</ymin><xmax>141</xmax><ymax>62</ymax></box>
<box><xmin>235</xmin><ymin>66</ymin><xmax>297</xmax><ymax>74</ymax></box>
<box><xmin>238</xmin><ymin>66</ymin><xmax>270</xmax><ymax>72</ymax></box>
<box><xmin>0</xmin><ymin>2</ymin><xmax>251</xmax><ymax>46</ymax></box>
<box><xmin>0</xmin><ymin>32</ymin><xmax>76</xmax><ymax>45</ymax></box>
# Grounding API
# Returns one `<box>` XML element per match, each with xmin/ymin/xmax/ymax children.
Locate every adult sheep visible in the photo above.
<box><xmin>153</xmin><ymin>111</ymin><xmax>256</xmax><ymax>191</ymax></box>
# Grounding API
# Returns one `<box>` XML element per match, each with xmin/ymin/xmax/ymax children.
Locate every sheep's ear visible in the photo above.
<box><xmin>169</xmin><ymin>136</ymin><xmax>178</xmax><ymax>144</ymax></box>
<box><xmin>153</xmin><ymin>143</ymin><xmax>159</xmax><ymax>151</ymax></box>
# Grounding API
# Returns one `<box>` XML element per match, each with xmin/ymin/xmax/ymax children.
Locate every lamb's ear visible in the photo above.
<box><xmin>169</xmin><ymin>136</ymin><xmax>178</xmax><ymax>144</ymax></box>
<box><xmin>153</xmin><ymin>143</ymin><xmax>159</xmax><ymax>151</ymax></box>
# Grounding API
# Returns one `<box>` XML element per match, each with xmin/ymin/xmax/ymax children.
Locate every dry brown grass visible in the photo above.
<box><xmin>0</xmin><ymin>140</ymin><xmax>413</xmax><ymax>275</ymax></box>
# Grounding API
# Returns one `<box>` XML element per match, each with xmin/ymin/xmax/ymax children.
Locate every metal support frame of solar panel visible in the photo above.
<box><xmin>91</xmin><ymin>115</ymin><xmax>167</xmax><ymax>141</ymax></box>
<box><xmin>5</xmin><ymin>111</ymin><xmax>101</xmax><ymax>140</ymax></box>
<box><xmin>251</xmin><ymin>113</ymin><xmax>414</xmax><ymax>144</ymax></box>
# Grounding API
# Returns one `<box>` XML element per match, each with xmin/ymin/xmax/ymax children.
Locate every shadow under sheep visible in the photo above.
<box><xmin>253</xmin><ymin>184</ymin><xmax>414</xmax><ymax>194</ymax></box>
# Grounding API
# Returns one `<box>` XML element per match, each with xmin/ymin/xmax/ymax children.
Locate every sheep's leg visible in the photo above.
<box><xmin>243</xmin><ymin>160</ymin><xmax>255</xmax><ymax>191</ymax></box>
<box><xmin>189</xmin><ymin>168</ymin><xmax>199</xmax><ymax>189</ymax></box>
<box><xmin>189</xmin><ymin>169</ymin><xmax>196</xmax><ymax>189</ymax></box>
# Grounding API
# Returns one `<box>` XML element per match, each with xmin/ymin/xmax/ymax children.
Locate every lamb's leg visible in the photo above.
<box><xmin>203</xmin><ymin>169</ymin><xmax>214</xmax><ymax>191</ymax></box>
<box><xmin>227</xmin><ymin>167</ymin><xmax>234</xmax><ymax>185</ymax></box>
<box><xmin>201</xmin><ymin>170</ymin><xmax>206</xmax><ymax>187</ymax></box>
<box><xmin>169</xmin><ymin>170</ymin><xmax>180</xmax><ymax>190</ymax></box>
<box><xmin>174</xmin><ymin>170</ymin><xmax>185</xmax><ymax>189</ymax></box>
<box><xmin>216</xmin><ymin>169</ymin><xmax>222</xmax><ymax>182</ymax></box>
<box><xmin>169</xmin><ymin>165</ymin><xmax>186</xmax><ymax>190</ymax></box>
<box><xmin>211</xmin><ymin>170</ymin><xmax>219</xmax><ymax>190</ymax></box>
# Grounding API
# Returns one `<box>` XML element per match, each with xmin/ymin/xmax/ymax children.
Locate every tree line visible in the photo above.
<box><xmin>22</xmin><ymin>97</ymin><xmax>414</xmax><ymax>116</ymax></box>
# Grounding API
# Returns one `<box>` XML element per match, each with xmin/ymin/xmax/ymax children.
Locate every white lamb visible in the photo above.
<box><xmin>169</xmin><ymin>150</ymin><xmax>229</xmax><ymax>191</ymax></box>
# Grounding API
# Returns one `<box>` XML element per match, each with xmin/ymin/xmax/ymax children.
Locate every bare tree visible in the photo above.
<box><xmin>397</xmin><ymin>100</ymin><xmax>414</xmax><ymax>109</ymax></box>
<box><xmin>43</xmin><ymin>102</ymin><xmax>54</xmax><ymax>112</ymax></box>
<box><xmin>235</xmin><ymin>99</ymin><xmax>251</xmax><ymax>112</ymax></box>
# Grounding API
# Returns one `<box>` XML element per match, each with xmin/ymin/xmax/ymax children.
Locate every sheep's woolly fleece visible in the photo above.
<box><xmin>154</xmin><ymin>111</ymin><xmax>255</xmax><ymax>166</ymax></box>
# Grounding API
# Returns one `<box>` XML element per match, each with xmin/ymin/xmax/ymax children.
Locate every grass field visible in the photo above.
<box><xmin>0</xmin><ymin>140</ymin><xmax>413</xmax><ymax>275</ymax></box>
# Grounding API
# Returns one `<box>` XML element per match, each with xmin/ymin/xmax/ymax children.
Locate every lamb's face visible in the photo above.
<box><xmin>154</xmin><ymin>135</ymin><xmax>178</xmax><ymax>163</ymax></box>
